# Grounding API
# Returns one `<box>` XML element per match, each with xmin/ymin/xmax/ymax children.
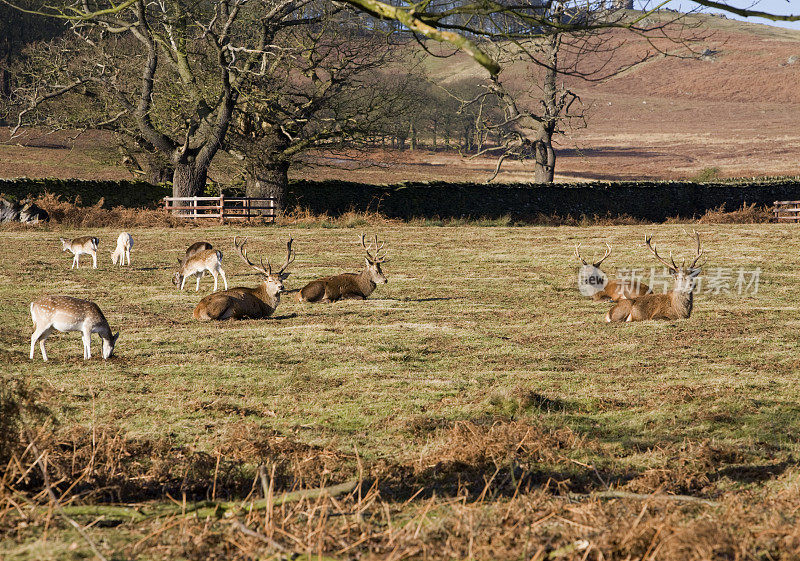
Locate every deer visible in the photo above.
<box><xmin>297</xmin><ymin>234</ymin><xmax>388</xmax><ymax>303</ymax></box>
<box><xmin>173</xmin><ymin>246</ymin><xmax>228</xmax><ymax>292</ymax></box>
<box><xmin>606</xmin><ymin>231</ymin><xmax>705</xmax><ymax>323</ymax></box>
<box><xmin>110</xmin><ymin>232</ymin><xmax>133</xmax><ymax>266</ymax></box>
<box><xmin>172</xmin><ymin>241</ymin><xmax>214</xmax><ymax>287</ymax></box>
<box><xmin>193</xmin><ymin>236</ymin><xmax>294</xmax><ymax>321</ymax></box>
<box><xmin>60</xmin><ymin>236</ymin><xmax>99</xmax><ymax>269</ymax></box>
<box><xmin>30</xmin><ymin>295</ymin><xmax>119</xmax><ymax>361</ymax></box>
<box><xmin>575</xmin><ymin>243</ymin><xmax>651</xmax><ymax>302</ymax></box>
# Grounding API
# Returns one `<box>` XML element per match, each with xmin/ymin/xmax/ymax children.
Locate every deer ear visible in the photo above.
<box><xmin>112</xmin><ymin>332</ymin><xmax>120</xmax><ymax>343</ymax></box>
<box><xmin>280</xmin><ymin>272</ymin><xmax>291</xmax><ymax>280</ymax></box>
<box><xmin>688</xmin><ymin>268</ymin><xmax>702</xmax><ymax>278</ymax></box>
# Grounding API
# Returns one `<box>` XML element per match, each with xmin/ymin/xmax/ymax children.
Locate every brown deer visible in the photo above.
<box><xmin>576</xmin><ymin>243</ymin><xmax>651</xmax><ymax>301</ymax></box>
<box><xmin>193</xmin><ymin>236</ymin><xmax>295</xmax><ymax>321</ymax></box>
<box><xmin>172</xmin><ymin>241</ymin><xmax>214</xmax><ymax>288</ymax></box>
<box><xmin>173</xmin><ymin>248</ymin><xmax>227</xmax><ymax>292</ymax></box>
<box><xmin>60</xmin><ymin>236</ymin><xmax>99</xmax><ymax>269</ymax></box>
<box><xmin>297</xmin><ymin>234</ymin><xmax>388</xmax><ymax>303</ymax></box>
<box><xmin>606</xmin><ymin>231</ymin><xmax>704</xmax><ymax>323</ymax></box>
<box><xmin>30</xmin><ymin>295</ymin><xmax>119</xmax><ymax>361</ymax></box>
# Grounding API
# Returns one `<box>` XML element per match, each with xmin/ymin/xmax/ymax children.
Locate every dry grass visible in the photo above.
<box><xmin>2</xmin><ymin>223</ymin><xmax>800</xmax><ymax>560</ymax></box>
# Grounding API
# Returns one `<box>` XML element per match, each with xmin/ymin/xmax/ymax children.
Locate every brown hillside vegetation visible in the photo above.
<box><xmin>1</xmin><ymin>13</ymin><xmax>799</xmax><ymax>184</ymax></box>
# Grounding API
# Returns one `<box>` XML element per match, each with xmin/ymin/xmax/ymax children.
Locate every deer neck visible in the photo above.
<box><xmin>669</xmin><ymin>286</ymin><xmax>694</xmax><ymax>318</ymax></box>
<box><xmin>357</xmin><ymin>268</ymin><xmax>377</xmax><ymax>297</ymax></box>
<box><xmin>257</xmin><ymin>282</ymin><xmax>280</xmax><ymax>311</ymax></box>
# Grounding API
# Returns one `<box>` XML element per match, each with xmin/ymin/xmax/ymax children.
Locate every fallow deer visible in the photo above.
<box><xmin>606</xmin><ymin>231</ymin><xmax>705</xmax><ymax>323</ymax></box>
<box><xmin>193</xmin><ymin>236</ymin><xmax>295</xmax><ymax>321</ymax></box>
<box><xmin>575</xmin><ymin>243</ymin><xmax>651</xmax><ymax>302</ymax></box>
<box><xmin>30</xmin><ymin>295</ymin><xmax>119</xmax><ymax>361</ymax></box>
<box><xmin>172</xmin><ymin>241</ymin><xmax>214</xmax><ymax>288</ymax></box>
<box><xmin>173</xmin><ymin>247</ymin><xmax>228</xmax><ymax>292</ymax></box>
<box><xmin>60</xmin><ymin>236</ymin><xmax>99</xmax><ymax>269</ymax></box>
<box><xmin>111</xmin><ymin>232</ymin><xmax>133</xmax><ymax>266</ymax></box>
<box><xmin>297</xmin><ymin>234</ymin><xmax>388</xmax><ymax>303</ymax></box>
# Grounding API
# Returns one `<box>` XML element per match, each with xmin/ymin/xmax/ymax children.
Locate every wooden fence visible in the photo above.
<box><xmin>164</xmin><ymin>196</ymin><xmax>276</xmax><ymax>222</ymax></box>
<box><xmin>773</xmin><ymin>200</ymin><xmax>800</xmax><ymax>222</ymax></box>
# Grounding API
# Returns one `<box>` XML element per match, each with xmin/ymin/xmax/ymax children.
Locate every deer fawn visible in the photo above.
<box><xmin>60</xmin><ymin>236</ymin><xmax>99</xmax><ymax>269</ymax></box>
<box><xmin>194</xmin><ymin>236</ymin><xmax>295</xmax><ymax>320</ymax></box>
<box><xmin>173</xmin><ymin>245</ymin><xmax>228</xmax><ymax>292</ymax></box>
<box><xmin>575</xmin><ymin>243</ymin><xmax>651</xmax><ymax>301</ymax></box>
<box><xmin>297</xmin><ymin>234</ymin><xmax>388</xmax><ymax>303</ymax></box>
<box><xmin>111</xmin><ymin>232</ymin><xmax>133</xmax><ymax>266</ymax></box>
<box><xmin>30</xmin><ymin>296</ymin><xmax>119</xmax><ymax>361</ymax></box>
<box><xmin>606</xmin><ymin>231</ymin><xmax>705</xmax><ymax>323</ymax></box>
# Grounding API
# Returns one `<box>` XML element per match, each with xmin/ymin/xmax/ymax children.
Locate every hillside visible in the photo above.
<box><xmin>1</xmin><ymin>12</ymin><xmax>799</xmax><ymax>184</ymax></box>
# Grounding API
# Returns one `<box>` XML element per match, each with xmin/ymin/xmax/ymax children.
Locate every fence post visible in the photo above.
<box><xmin>219</xmin><ymin>195</ymin><xmax>225</xmax><ymax>225</ymax></box>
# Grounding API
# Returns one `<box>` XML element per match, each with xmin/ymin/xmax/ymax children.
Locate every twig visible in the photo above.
<box><xmin>568</xmin><ymin>490</ymin><xmax>718</xmax><ymax>506</ymax></box>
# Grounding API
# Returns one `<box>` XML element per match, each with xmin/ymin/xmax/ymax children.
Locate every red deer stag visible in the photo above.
<box><xmin>576</xmin><ymin>243</ymin><xmax>650</xmax><ymax>301</ymax></box>
<box><xmin>606</xmin><ymin>231</ymin><xmax>704</xmax><ymax>323</ymax></box>
<box><xmin>297</xmin><ymin>234</ymin><xmax>388</xmax><ymax>303</ymax></box>
<box><xmin>193</xmin><ymin>236</ymin><xmax>294</xmax><ymax>321</ymax></box>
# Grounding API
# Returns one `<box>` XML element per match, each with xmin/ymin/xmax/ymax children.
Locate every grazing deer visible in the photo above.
<box><xmin>575</xmin><ymin>243</ymin><xmax>651</xmax><ymax>301</ymax></box>
<box><xmin>606</xmin><ymin>231</ymin><xmax>705</xmax><ymax>323</ymax></box>
<box><xmin>111</xmin><ymin>232</ymin><xmax>133</xmax><ymax>266</ymax></box>
<box><xmin>173</xmin><ymin>247</ymin><xmax>227</xmax><ymax>292</ymax></box>
<box><xmin>172</xmin><ymin>241</ymin><xmax>214</xmax><ymax>287</ymax></box>
<box><xmin>193</xmin><ymin>236</ymin><xmax>294</xmax><ymax>321</ymax></box>
<box><xmin>30</xmin><ymin>295</ymin><xmax>119</xmax><ymax>361</ymax></box>
<box><xmin>60</xmin><ymin>236</ymin><xmax>99</xmax><ymax>269</ymax></box>
<box><xmin>297</xmin><ymin>234</ymin><xmax>388</xmax><ymax>303</ymax></box>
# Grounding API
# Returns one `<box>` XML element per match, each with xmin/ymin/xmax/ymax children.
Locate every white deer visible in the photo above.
<box><xmin>173</xmin><ymin>249</ymin><xmax>228</xmax><ymax>292</ymax></box>
<box><xmin>111</xmin><ymin>232</ymin><xmax>133</xmax><ymax>266</ymax></box>
<box><xmin>30</xmin><ymin>296</ymin><xmax>119</xmax><ymax>361</ymax></box>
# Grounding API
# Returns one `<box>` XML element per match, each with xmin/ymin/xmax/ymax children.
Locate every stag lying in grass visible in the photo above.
<box><xmin>297</xmin><ymin>234</ymin><xmax>388</xmax><ymax>303</ymax></box>
<box><xmin>606</xmin><ymin>231</ymin><xmax>705</xmax><ymax>323</ymax></box>
<box><xmin>576</xmin><ymin>243</ymin><xmax>651</xmax><ymax>301</ymax></box>
<box><xmin>60</xmin><ymin>236</ymin><xmax>99</xmax><ymax>269</ymax></box>
<box><xmin>30</xmin><ymin>295</ymin><xmax>119</xmax><ymax>361</ymax></box>
<box><xmin>193</xmin><ymin>236</ymin><xmax>294</xmax><ymax>321</ymax></box>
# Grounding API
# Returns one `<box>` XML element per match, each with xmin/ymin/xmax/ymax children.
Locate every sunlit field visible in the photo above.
<box><xmin>2</xmin><ymin>223</ymin><xmax>800</xmax><ymax>560</ymax></box>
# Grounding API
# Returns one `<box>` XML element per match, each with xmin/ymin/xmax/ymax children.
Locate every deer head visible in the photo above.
<box><xmin>575</xmin><ymin>243</ymin><xmax>611</xmax><ymax>297</ymax></box>
<box><xmin>361</xmin><ymin>233</ymin><xmax>388</xmax><ymax>285</ymax></box>
<box><xmin>235</xmin><ymin>236</ymin><xmax>295</xmax><ymax>297</ymax></box>
<box><xmin>645</xmin><ymin>231</ymin><xmax>705</xmax><ymax>293</ymax></box>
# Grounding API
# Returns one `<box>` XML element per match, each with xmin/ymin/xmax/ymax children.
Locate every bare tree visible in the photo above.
<box><xmin>5</xmin><ymin>0</ymin><xmax>313</xmax><ymax>198</ymax></box>
<box><xmin>227</xmin><ymin>13</ymin><xmax>421</xmax><ymax>212</ymax></box>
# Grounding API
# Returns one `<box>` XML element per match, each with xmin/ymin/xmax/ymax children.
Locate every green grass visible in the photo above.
<box><xmin>2</xmin><ymin>223</ymin><xmax>800</xmax><ymax>559</ymax></box>
<box><xmin>3</xmin><ymin>224</ymin><xmax>799</xmax><ymax>455</ymax></box>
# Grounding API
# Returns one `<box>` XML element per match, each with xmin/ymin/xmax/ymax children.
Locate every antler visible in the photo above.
<box><xmin>277</xmin><ymin>236</ymin><xmax>295</xmax><ymax>275</ymax></box>
<box><xmin>360</xmin><ymin>233</ymin><xmax>388</xmax><ymax>263</ymax></box>
<box><xmin>234</xmin><ymin>236</ymin><xmax>270</xmax><ymax>275</ymax></box>
<box><xmin>688</xmin><ymin>230</ymin><xmax>704</xmax><ymax>269</ymax></box>
<box><xmin>594</xmin><ymin>243</ymin><xmax>612</xmax><ymax>268</ymax></box>
<box><xmin>645</xmin><ymin>235</ymin><xmax>678</xmax><ymax>273</ymax></box>
<box><xmin>574</xmin><ymin>243</ymin><xmax>588</xmax><ymax>265</ymax></box>
<box><xmin>575</xmin><ymin>242</ymin><xmax>611</xmax><ymax>268</ymax></box>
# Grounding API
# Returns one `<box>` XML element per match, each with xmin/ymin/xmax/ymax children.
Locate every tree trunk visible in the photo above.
<box><xmin>172</xmin><ymin>162</ymin><xmax>208</xmax><ymax>198</ymax></box>
<box><xmin>246</xmin><ymin>161</ymin><xmax>289</xmax><ymax>215</ymax></box>
<box><xmin>533</xmin><ymin>135</ymin><xmax>556</xmax><ymax>183</ymax></box>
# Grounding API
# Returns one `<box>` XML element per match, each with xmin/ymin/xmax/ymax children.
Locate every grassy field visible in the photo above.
<box><xmin>2</xmin><ymin>222</ymin><xmax>800</xmax><ymax>560</ymax></box>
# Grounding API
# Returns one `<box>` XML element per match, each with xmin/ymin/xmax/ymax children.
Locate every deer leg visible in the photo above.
<box><xmin>195</xmin><ymin>273</ymin><xmax>202</xmax><ymax>292</ymax></box>
<box><xmin>125</xmin><ymin>249</ymin><xmax>131</xmax><ymax>266</ymax></box>
<box><xmin>220</xmin><ymin>269</ymin><xmax>228</xmax><ymax>290</ymax></box>
<box><xmin>30</xmin><ymin>326</ymin><xmax>52</xmax><ymax>361</ymax></box>
<box><xmin>180</xmin><ymin>276</ymin><xmax>187</xmax><ymax>291</ymax></box>
<box><xmin>72</xmin><ymin>254</ymin><xmax>78</xmax><ymax>269</ymax></box>
<box><xmin>82</xmin><ymin>329</ymin><xmax>92</xmax><ymax>359</ymax></box>
<box><xmin>92</xmin><ymin>251</ymin><xmax>97</xmax><ymax>269</ymax></box>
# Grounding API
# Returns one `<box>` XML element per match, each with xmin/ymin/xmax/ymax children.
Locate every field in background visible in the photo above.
<box><xmin>3</xmin><ymin>15</ymin><xmax>800</xmax><ymax>185</ymax></box>
<box><xmin>2</xmin><ymin>223</ymin><xmax>800</xmax><ymax>559</ymax></box>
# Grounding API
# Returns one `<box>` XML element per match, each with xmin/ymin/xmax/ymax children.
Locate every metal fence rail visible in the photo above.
<box><xmin>164</xmin><ymin>196</ymin><xmax>276</xmax><ymax>222</ymax></box>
